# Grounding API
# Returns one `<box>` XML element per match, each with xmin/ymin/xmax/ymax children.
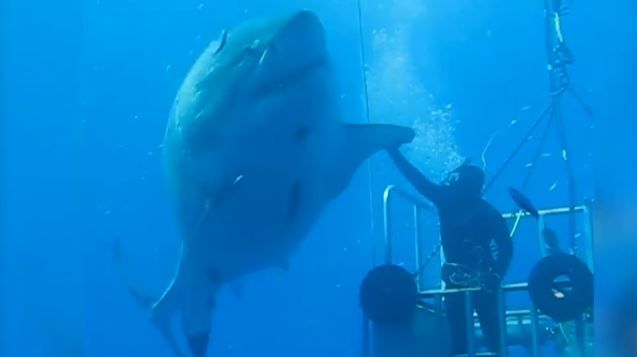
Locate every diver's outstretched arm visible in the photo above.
<box><xmin>387</xmin><ymin>148</ymin><xmax>444</xmax><ymax>205</ymax></box>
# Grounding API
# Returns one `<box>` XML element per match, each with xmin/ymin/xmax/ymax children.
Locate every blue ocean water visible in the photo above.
<box><xmin>1</xmin><ymin>0</ymin><xmax>635</xmax><ymax>356</ymax></box>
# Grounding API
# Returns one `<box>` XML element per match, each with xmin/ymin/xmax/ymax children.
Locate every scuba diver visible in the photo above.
<box><xmin>387</xmin><ymin>148</ymin><xmax>513</xmax><ymax>356</ymax></box>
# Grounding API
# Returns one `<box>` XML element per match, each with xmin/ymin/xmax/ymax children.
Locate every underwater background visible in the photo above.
<box><xmin>1</xmin><ymin>0</ymin><xmax>636</xmax><ymax>356</ymax></box>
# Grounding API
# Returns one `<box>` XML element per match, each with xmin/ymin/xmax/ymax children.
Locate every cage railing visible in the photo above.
<box><xmin>367</xmin><ymin>184</ymin><xmax>594</xmax><ymax>357</ymax></box>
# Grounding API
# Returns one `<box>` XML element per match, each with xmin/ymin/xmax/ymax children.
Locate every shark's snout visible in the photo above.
<box><xmin>251</xmin><ymin>10</ymin><xmax>328</xmax><ymax>94</ymax></box>
<box><xmin>273</xmin><ymin>10</ymin><xmax>326</xmax><ymax>64</ymax></box>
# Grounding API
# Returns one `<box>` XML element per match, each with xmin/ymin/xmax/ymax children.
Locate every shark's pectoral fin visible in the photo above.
<box><xmin>345</xmin><ymin>123</ymin><xmax>415</xmax><ymax>154</ymax></box>
<box><xmin>328</xmin><ymin>123</ymin><xmax>415</xmax><ymax>197</ymax></box>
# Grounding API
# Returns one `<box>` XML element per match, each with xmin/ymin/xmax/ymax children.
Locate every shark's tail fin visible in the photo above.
<box><xmin>111</xmin><ymin>238</ymin><xmax>187</xmax><ymax>357</ymax></box>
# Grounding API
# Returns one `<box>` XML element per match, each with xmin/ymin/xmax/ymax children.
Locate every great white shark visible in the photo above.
<box><xmin>123</xmin><ymin>9</ymin><xmax>415</xmax><ymax>357</ymax></box>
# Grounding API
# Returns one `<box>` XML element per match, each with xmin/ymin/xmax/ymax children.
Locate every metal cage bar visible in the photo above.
<box><xmin>369</xmin><ymin>184</ymin><xmax>593</xmax><ymax>357</ymax></box>
<box><xmin>381</xmin><ymin>185</ymin><xmax>434</xmax><ymax>266</ymax></box>
<box><xmin>465</xmin><ymin>291</ymin><xmax>476</xmax><ymax>357</ymax></box>
<box><xmin>530</xmin><ymin>306</ymin><xmax>541</xmax><ymax>357</ymax></box>
<box><xmin>496</xmin><ymin>288</ymin><xmax>508</xmax><ymax>356</ymax></box>
<box><xmin>582</xmin><ymin>202</ymin><xmax>594</xmax><ymax>271</ymax></box>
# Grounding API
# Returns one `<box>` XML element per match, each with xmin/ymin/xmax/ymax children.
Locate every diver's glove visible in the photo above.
<box><xmin>480</xmin><ymin>270</ymin><xmax>502</xmax><ymax>293</ymax></box>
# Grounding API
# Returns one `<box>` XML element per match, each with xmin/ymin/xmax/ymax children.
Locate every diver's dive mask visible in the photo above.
<box><xmin>442</xmin><ymin>159</ymin><xmax>472</xmax><ymax>187</ymax></box>
<box><xmin>443</xmin><ymin>171</ymin><xmax>461</xmax><ymax>186</ymax></box>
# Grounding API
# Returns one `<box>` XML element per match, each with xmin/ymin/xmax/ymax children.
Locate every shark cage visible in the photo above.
<box><xmin>356</xmin><ymin>0</ymin><xmax>595</xmax><ymax>356</ymax></box>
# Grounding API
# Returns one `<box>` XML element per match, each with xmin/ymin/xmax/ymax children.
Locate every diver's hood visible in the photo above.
<box><xmin>443</xmin><ymin>159</ymin><xmax>485</xmax><ymax>195</ymax></box>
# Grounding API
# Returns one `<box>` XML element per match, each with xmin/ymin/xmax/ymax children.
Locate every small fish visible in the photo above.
<box><xmin>508</xmin><ymin>187</ymin><xmax>540</xmax><ymax>219</ymax></box>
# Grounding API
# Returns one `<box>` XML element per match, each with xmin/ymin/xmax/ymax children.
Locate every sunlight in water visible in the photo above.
<box><xmin>365</xmin><ymin>6</ymin><xmax>463</xmax><ymax>181</ymax></box>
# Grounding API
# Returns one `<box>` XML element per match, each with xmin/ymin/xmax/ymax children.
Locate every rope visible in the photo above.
<box><xmin>520</xmin><ymin>104</ymin><xmax>556</xmax><ymax>191</ymax></box>
<box><xmin>553</xmin><ymin>99</ymin><xmax>579</xmax><ymax>252</ymax></box>
<box><xmin>357</xmin><ymin>0</ymin><xmax>372</xmax><ymax>119</ymax></box>
<box><xmin>355</xmin><ymin>0</ymin><xmax>379</xmax><ymax>267</ymax></box>
<box><xmin>355</xmin><ymin>4</ymin><xmax>378</xmax><ymax>357</ymax></box>
<box><xmin>483</xmin><ymin>0</ymin><xmax>590</xmax><ymax>259</ymax></box>
<box><xmin>484</xmin><ymin>103</ymin><xmax>553</xmax><ymax>192</ymax></box>
<box><xmin>379</xmin><ymin>0</ymin><xmax>591</xmax><ymax>277</ymax></box>
<box><xmin>568</xmin><ymin>87</ymin><xmax>595</xmax><ymax>121</ymax></box>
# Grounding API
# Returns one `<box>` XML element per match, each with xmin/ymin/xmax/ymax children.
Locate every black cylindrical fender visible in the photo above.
<box><xmin>360</xmin><ymin>264</ymin><xmax>418</xmax><ymax>325</ymax></box>
<box><xmin>528</xmin><ymin>253</ymin><xmax>593</xmax><ymax>322</ymax></box>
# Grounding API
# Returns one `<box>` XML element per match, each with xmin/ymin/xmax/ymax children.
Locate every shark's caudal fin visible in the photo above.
<box><xmin>327</xmin><ymin>123</ymin><xmax>415</xmax><ymax>198</ymax></box>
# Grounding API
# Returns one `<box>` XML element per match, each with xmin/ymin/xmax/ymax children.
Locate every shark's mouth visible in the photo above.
<box><xmin>250</xmin><ymin>56</ymin><xmax>328</xmax><ymax>97</ymax></box>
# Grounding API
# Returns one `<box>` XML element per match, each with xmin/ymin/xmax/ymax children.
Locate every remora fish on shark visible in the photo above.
<box><xmin>124</xmin><ymin>10</ymin><xmax>414</xmax><ymax>357</ymax></box>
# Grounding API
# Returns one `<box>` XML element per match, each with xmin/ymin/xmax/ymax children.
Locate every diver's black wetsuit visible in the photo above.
<box><xmin>390</xmin><ymin>151</ymin><xmax>513</xmax><ymax>356</ymax></box>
